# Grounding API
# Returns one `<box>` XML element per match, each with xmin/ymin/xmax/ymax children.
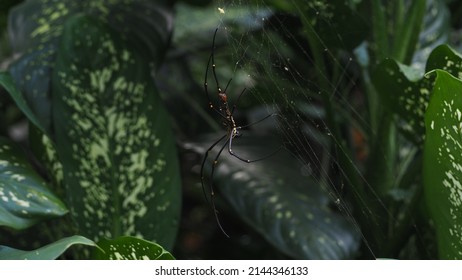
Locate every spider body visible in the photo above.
<box><xmin>218</xmin><ymin>92</ymin><xmax>227</xmax><ymax>103</ymax></box>
<box><xmin>201</xmin><ymin>28</ymin><xmax>278</xmax><ymax>237</ymax></box>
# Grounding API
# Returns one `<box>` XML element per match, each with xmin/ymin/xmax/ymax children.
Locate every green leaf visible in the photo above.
<box><xmin>371</xmin><ymin>1</ymin><xmax>447</xmax><ymax>64</ymax></box>
<box><xmin>93</xmin><ymin>236</ymin><xmax>174</xmax><ymax>260</ymax></box>
<box><xmin>0</xmin><ymin>235</ymin><xmax>95</xmax><ymax>260</ymax></box>
<box><xmin>199</xmin><ymin>135</ymin><xmax>360</xmax><ymax>259</ymax></box>
<box><xmin>374</xmin><ymin>45</ymin><xmax>462</xmax><ymax>145</ymax></box>
<box><xmin>0</xmin><ymin>137</ymin><xmax>67</xmax><ymax>230</ymax></box>
<box><xmin>426</xmin><ymin>45</ymin><xmax>462</xmax><ymax>78</ymax></box>
<box><xmin>391</xmin><ymin>0</ymin><xmax>426</xmax><ymax>63</ymax></box>
<box><xmin>52</xmin><ymin>15</ymin><xmax>181</xmax><ymax>248</ymax></box>
<box><xmin>423</xmin><ymin>70</ymin><xmax>462</xmax><ymax>259</ymax></box>
<box><xmin>7</xmin><ymin>0</ymin><xmax>173</xmax><ymax>135</ymax></box>
<box><xmin>373</xmin><ymin>58</ymin><xmax>431</xmax><ymax>144</ymax></box>
<box><xmin>99</xmin><ymin>1</ymin><xmax>173</xmax><ymax>68</ymax></box>
<box><xmin>0</xmin><ymin>72</ymin><xmax>46</xmax><ymax>133</ymax></box>
<box><xmin>7</xmin><ymin>0</ymin><xmax>79</xmax><ymax>135</ymax></box>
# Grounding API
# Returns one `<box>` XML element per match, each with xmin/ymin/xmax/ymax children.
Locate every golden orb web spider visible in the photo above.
<box><xmin>201</xmin><ymin>28</ymin><xmax>280</xmax><ymax>237</ymax></box>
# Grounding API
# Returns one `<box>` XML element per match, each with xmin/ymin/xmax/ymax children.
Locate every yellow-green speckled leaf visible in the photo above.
<box><xmin>372</xmin><ymin>58</ymin><xmax>431</xmax><ymax>145</ymax></box>
<box><xmin>0</xmin><ymin>137</ymin><xmax>67</xmax><ymax>230</ymax></box>
<box><xmin>52</xmin><ymin>15</ymin><xmax>181</xmax><ymax>249</ymax></box>
<box><xmin>8</xmin><ymin>0</ymin><xmax>173</xmax><ymax>135</ymax></box>
<box><xmin>424</xmin><ymin>70</ymin><xmax>462</xmax><ymax>259</ymax></box>
<box><xmin>93</xmin><ymin>236</ymin><xmax>174</xmax><ymax>260</ymax></box>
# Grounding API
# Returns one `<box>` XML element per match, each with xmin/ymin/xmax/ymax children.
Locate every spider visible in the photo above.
<box><xmin>201</xmin><ymin>28</ymin><xmax>278</xmax><ymax>237</ymax></box>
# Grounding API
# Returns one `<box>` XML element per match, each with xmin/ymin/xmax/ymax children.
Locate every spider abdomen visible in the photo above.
<box><xmin>218</xmin><ymin>93</ymin><xmax>227</xmax><ymax>102</ymax></box>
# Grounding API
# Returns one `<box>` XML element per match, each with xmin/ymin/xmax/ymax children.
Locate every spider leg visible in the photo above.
<box><xmin>223</xmin><ymin>78</ymin><xmax>232</xmax><ymax>93</ymax></box>
<box><xmin>200</xmin><ymin>134</ymin><xmax>227</xmax><ymax>205</ymax></box>
<box><xmin>204</xmin><ymin>29</ymin><xmax>232</xmax><ymax>122</ymax></box>
<box><xmin>231</xmin><ymin>88</ymin><xmax>247</xmax><ymax>114</ymax></box>
<box><xmin>238</xmin><ymin>112</ymin><xmax>278</xmax><ymax>129</ymax></box>
<box><xmin>211</xmin><ymin>28</ymin><xmax>221</xmax><ymax>92</ymax></box>
<box><xmin>205</xmin><ymin>53</ymin><xmax>228</xmax><ymax>121</ymax></box>
<box><xmin>228</xmin><ymin>133</ymin><xmax>282</xmax><ymax>163</ymax></box>
<box><xmin>209</xmin><ymin>138</ymin><xmax>231</xmax><ymax>238</ymax></box>
<box><xmin>228</xmin><ymin>113</ymin><xmax>282</xmax><ymax>163</ymax></box>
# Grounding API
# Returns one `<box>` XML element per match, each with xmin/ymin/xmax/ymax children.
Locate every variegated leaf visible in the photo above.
<box><xmin>52</xmin><ymin>15</ymin><xmax>180</xmax><ymax>249</ymax></box>
<box><xmin>8</xmin><ymin>0</ymin><xmax>173</xmax><ymax>134</ymax></box>
<box><xmin>424</xmin><ymin>70</ymin><xmax>462</xmax><ymax>259</ymax></box>
<box><xmin>93</xmin><ymin>236</ymin><xmax>174</xmax><ymax>260</ymax></box>
<box><xmin>0</xmin><ymin>137</ymin><xmax>67</xmax><ymax>230</ymax></box>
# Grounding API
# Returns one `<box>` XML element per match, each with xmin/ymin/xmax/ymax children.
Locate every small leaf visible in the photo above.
<box><xmin>423</xmin><ymin>70</ymin><xmax>462</xmax><ymax>259</ymax></box>
<box><xmin>93</xmin><ymin>236</ymin><xmax>174</xmax><ymax>260</ymax></box>
<box><xmin>52</xmin><ymin>15</ymin><xmax>181</xmax><ymax>248</ymax></box>
<box><xmin>0</xmin><ymin>137</ymin><xmax>67</xmax><ymax>230</ymax></box>
<box><xmin>197</xmin><ymin>134</ymin><xmax>360</xmax><ymax>259</ymax></box>
<box><xmin>426</xmin><ymin>45</ymin><xmax>462</xmax><ymax>79</ymax></box>
<box><xmin>0</xmin><ymin>235</ymin><xmax>95</xmax><ymax>260</ymax></box>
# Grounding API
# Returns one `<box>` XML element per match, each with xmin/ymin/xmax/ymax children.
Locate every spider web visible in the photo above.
<box><xmin>210</xmin><ymin>1</ymin><xmax>382</xmax><ymax>257</ymax></box>
<box><xmin>172</xmin><ymin>0</ymin><xmax>431</xmax><ymax>259</ymax></box>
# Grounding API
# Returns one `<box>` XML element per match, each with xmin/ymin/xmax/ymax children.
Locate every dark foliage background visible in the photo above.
<box><xmin>2</xmin><ymin>0</ymin><xmax>462</xmax><ymax>259</ymax></box>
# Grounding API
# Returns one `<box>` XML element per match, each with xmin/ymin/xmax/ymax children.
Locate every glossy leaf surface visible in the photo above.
<box><xmin>0</xmin><ymin>137</ymin><xmax>67</xmax><ymax>230</ymax></box>
<box><xmin>0</xmin><ymin>72</ymin><xmax>45</xmax><ymax>133</ymax></box>
<box><xmin>0</xmin><ymin>235</ymin><xmax>95</xmax><ymax>260</ymax></box>
<box><xmin>93</xmin><ymin>236</ymin><xmax>174</xmax><ymax>260</ymax></box>
<box><xmin>424</xmin><ymin>70</ymin><xmax>462</xmax><ymax>259</ymax></box>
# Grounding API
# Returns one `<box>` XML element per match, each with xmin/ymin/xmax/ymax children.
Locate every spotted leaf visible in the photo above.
<box><xmin>0</xmin><ymin>137</ymin><xmax>67</xmax><ymax>230</ymax></box>
<box><xmin>7</xmin><ymin>0</ymin><xmax>173</xmax><ymax>135</ymax></box>
<box><xmin>426</xmin><ymin>45</ymin><xmax>462</xmax><ymax>79</ymax></box>
<box><xmin>0</xmin><ymin>235</ymin><xmax>95</xmax><ymax>260</ymax></box>
<box><xmin>196</xmin><ymin>134</ymin><xmax>360</xmax><ymax>259</ymax></box>
<box><xmin>373</xmin><ymin>58</ymin><xmax>432</xmax><ymax>144</ymax></box>
<box><xmin>51</xmin><ymin>15</ymin><xmax>181</xmax><ymax>249</ymax></box>
<box><xmin>424</xmin><ymin>70</ymin><xmax>462</xmax><ymax>259</ymax></box>
<box><xmin>373</xmin><ymin>45</ymin><xmax>462</xmax><ymax>146</ymax></box>
<box><xmin>93</xmin><ymin>236</ymin><xmax>174</xmax><ymax>260</ymax></box>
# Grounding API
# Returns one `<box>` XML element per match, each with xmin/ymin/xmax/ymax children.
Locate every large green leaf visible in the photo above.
<box><xmin>0</xmin><ymin>137</ymin><xmax>67</xmax><ymax>230</ymax></box>
<box><xmin>424</xmin><ymin>70</ymin><xmax>462</xmax><ymax>259</ymax></box>
<box><xmin>0</xmin><ymin>235</ymin><xmax>95</xmax><ymax>260</ymax></box>
<box><xmin>93</xmin><ymin>236</ymin><xmax>174</xmax><ymax>260</ymax></box>
<box><xmin>52</xmin><ymin>15</ymin><xmax>181</xmax><ymax>249</ymax></box>
<box><xmin>197</xmin><ymin>134</ymin><xmax>360</xmax><ymax>259</ymax></box>
<box><xmin>8</xmin><ymin>0</ymin><xmax>80</xmax><ymax>134</ymax></box>
<box><xmin>7</xmin><ymin>0</ymin><xmax>173</xmax><ymax>135</ymax></box>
